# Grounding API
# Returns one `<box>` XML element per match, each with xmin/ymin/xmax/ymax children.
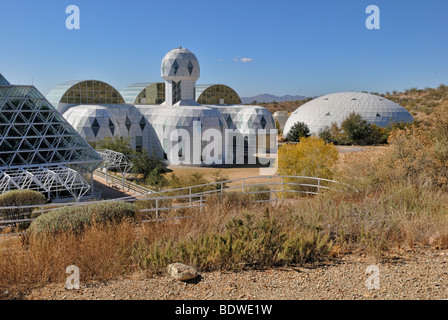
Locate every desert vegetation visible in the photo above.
<box><xmin>384</xmin><ymin>84</ymin><xmax>448</xmax><ymax>117</ymax></box>
<box><xmin>1</xmin><ymin>91</ymin><xmax>447</xmax><ymax>299</ymax></box>
<box><xmin>284</xmin><ymin>121</ymin><xmax>311</xmax><ymax>142</ymax></box>
<box><xmin>317</xmin><ymin>112</ymin><xmax>413</xmax><ymax>146</ymax></box>
<box><xmin>259</xmin><ymin>98</ymin><xmax>313</xmax><ymax>114</ymax></box>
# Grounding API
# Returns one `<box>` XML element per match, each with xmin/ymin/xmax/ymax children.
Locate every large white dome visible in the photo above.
<box><xmin>161</xmin><ymin>47</ymin><xmax>200</xmax><ymax>82</ymax></box>
<box><xmin>283</xmin><ymin>92</ymin><xmax>414</xmax><ymax>136</ymax></box>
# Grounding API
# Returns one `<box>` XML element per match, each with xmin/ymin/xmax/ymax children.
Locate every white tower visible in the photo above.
<box><xmin>161</xmin><ymin>47</ymin><xmax>200</xmax><ymax>106</ymax></box>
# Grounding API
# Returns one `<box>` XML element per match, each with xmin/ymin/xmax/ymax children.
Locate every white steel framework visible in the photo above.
<box><xmin>0</xmin><ymin>76</ymin><xmax>103</xmax><ymax>201</ymax></box>
<box><xmin>0</xmin><ymin>165</ymin><xmax>91</xmax><ymax>201</ymax></box>
<box><xmin>97</xmin><ymin>149</ymin><xmax>133</xmax><ymax>190</ymax></box>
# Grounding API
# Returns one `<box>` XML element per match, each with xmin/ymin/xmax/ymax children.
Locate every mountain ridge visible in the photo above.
<box><xmin>241</xmin><ymin>93</ymin><xmax>308</xmax><ymax>104</ymax></box>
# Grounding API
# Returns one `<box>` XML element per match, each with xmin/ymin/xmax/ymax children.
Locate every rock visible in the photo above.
<box><xmin>167</xmin><ymin>263</ymin><xmax>199</xmax><ymax>281</ymax></box>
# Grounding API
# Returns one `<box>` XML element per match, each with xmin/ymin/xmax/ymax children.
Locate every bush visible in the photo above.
<box><xmin>95</xmin><ymin>136</ymin><xmax>134</xmax><ymax>157</ymax></box>
<box><xmin>337</xmin><ymin>107</ymin><xmax>448</xmax><ymax>194</ymax></box>
<box><xmin>28</xmin><ymin>202</ymin><xmax>136</xmax><ymax>236</ymax></box>
<box><xmin>285</xmin><ymin>121</ymin><xmax>310</xmax><ymax>142</ymax></box>
<box><xmin>0</xmin><ymin>190</ymin><xmax>46</xmax><ymax>230</ymax></box>
<box><xmin>278</xmin><ymin>137</ymin><xmax>338</xmax><ymax>180</ymax></box>
<box><xmin>341</xmin><ymin>112</ymin><xmax>372</xmax><ymax>145</ymax></box>
<box><xmin>140</xmin><ymin>209</ymin><xmax>333</xmax><ymax>271</ymax></box>
<box><xmin>205</xmin><ymin>192</ymin><xmax>252</xmax><ymax>210</ymax></box>
<box><xmin>132</xmin><ymin>149</ymin><xmax>166</xmax><ymax>182</ymax></box>
<box><xmin>167</xmin><ymin>172</ymin><xmax>215</xmax><ymax>196</ymax></box>
<box><xmin>319</xmin><ymin>113</ymin><xmax>412</xmax><ymax>146</ymax></box>
<box><xmin>278</xmin><ymin>137</ymin><xmax>338</xmax><ymax>195</ymax></box>
<box><xmin>246</xmin><ymin>185</ymin><xmax>271</xmax><ymax>201</ymax></box>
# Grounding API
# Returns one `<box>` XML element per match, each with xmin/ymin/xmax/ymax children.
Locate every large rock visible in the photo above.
<box><xmin>167</xmin><ymin>263</ymin><xmax>199</xmax><ymax>281</ymax></box>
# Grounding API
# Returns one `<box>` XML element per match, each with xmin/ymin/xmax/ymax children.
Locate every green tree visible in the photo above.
<box><xmin>341</xmin><ymin>112</ymin><xmax>371</xmax><ymax>145</ymax></box>
<box><xmin>96</xmin><ymin>136</ymin><xmax>134</xmax><ymax>157</ymax></box>
<box><xmin>131</xmin><ymin>149</ymin><xmax>166</xmax><ymax>181</ymax></box>
<box><xmin>318</xmin><ymin>125</ymin><xmax>333</xmax><ymax>143</ymax></box>
<box><xmin>285</xmin><ymin>121</ymin><xmax>311</xmax><ymax>142</ymax></box>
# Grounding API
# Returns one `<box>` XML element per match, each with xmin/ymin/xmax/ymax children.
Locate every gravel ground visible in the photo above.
<box><xmin>22</xmin><ymin>248</ymin><xmax>448</xmax><ymax>300</ymax></box>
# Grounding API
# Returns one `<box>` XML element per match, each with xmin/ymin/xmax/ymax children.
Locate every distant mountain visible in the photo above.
<box><xmin>241</xmin><ymin>94</ymin><xmax>308</xmax><ymax>104</ymax></box>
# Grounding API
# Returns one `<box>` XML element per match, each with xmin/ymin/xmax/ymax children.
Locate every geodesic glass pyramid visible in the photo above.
<box><xmin>0</xmin><ymin>73</ymin><xmax>103</xmax><ymax>199</ymax></box>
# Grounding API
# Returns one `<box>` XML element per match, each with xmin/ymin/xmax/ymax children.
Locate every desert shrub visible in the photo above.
<box><xmin>367</xmin><ymin>124</ymin><xmax>389</xmax><ymax>144</ymax></box>
<box><xmin>337</xmin><ymin>108</ymin><xmax>448</xmax><ymax>193</ymax></box>
<box><xmin>205</xmin><ymin>192</ymin><xmax>252</xmax><ymax>209</ymax></box>
<box><xmin>145</xmin><ymin>164</ymin><xmax>168</xmax><ymax>189</ymax></box>
<box><xmin>246</xmin><ymin>185</ymin><xmax>271</xmax><ymax>201</ymax></box>
<box><xmin>167</xmin><ymin>172</ymin><xmax>215</xmax><ymax>196</ymax></box>
<box><xmin>139</xmin><ymin>209</ymin><xmax>333</xmax><ymax>271</ymax></box>
<box><xmin>278</xmin><ymin>137</ymin><xmax>338</xmax><ymax>179</ymax></box>
<box><xmin>278</xmin><ymin>137</ymin><xmax>338</xmax><ymax>195</ymax></box>
<box><xmin>210</xmin><ymin>170</ymin><xmax>230</xmax><ymax>191</ymax></box>
<box><xmin>0</xmin><ymin>220</ymin><xmax>138</xmax><ymax>298</ymax></box>
<box><xmin>319</xmin><ymin>114</ymin><xmax>412</xmax><ymax>146</ymax></box>
<box><xmin>28</xmin><ymin>202</ymin><xmax>136</xmax><ymax>236</ymax></box>
<box><xmin>318</xmin><ymin>125</ymin><xmax>332</xmax><ymax>143</ymax></box>
<box><xmin>318</xmin><ymin>122</ymin><xmax>350</xmax><ymax>145</ymax></box>
<box><xmin>0</xmin><ymin>190</ymin><xmax>46</xmax><ymax>230</ymax></box>
<box><xmin>284</xmin><ymin>121</ymin><xmax>310</xmax><ymax>142</ymax></box>
<box><xmin>132</xmin><ymin>148</ymin><xmax>167</xmax><ymax>182</ymax></box>
<box><xmin>340</xmin><ymin>112</ymin><xmax>372</xmax><ymax>145</ymax></box>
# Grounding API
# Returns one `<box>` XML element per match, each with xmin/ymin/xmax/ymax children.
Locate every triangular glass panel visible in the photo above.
<box><xmin>172</xmin><ymin>60</ymin><xmax>179</xmax><ymax>75</ymax></box>
<box><xmin>91</xmin><ymin>118</ymin><xmax>100</xmax><ymax>137</ymax></box>
<box><xmin>109</xmin><ymin>119</ymin><xmax>115</xmax><ymax>135</ymax></box>
<box><xmin>260</xmin><ymin>116</ymin><xmax>267</xmax><ymax>129</ymax></box>
<box><xmin>125</xmin><ymin>116</ymin><xmax>132</xmax><ymax>132</ymax></box>
<box><xmin>139</xmin><ymin>117</ymin><xmax>146</xmax><ymax>132</ymax></box>
<box><xmin>187</xmin><ymin>60</ymin><xmax>194</xmax><ymax>75</ymax></box>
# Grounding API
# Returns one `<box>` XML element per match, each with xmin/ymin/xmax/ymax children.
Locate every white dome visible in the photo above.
<box><xmin>283</xmin><ymin>92</ymin><xmax>414</xmax><ymax>136</ymax></box>
<box><xmin>161</xmin><ymin>47</ymin><xmax>200</xmax><ymax>82</ymax></box>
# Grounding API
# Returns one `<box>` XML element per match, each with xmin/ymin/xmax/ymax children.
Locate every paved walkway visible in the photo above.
<box><xmin>93</xmin><ymin>175</ymin><xmax>138</xmax><ymax>200</ymax></box>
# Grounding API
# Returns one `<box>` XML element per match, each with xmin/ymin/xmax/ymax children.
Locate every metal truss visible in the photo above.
<box><xmin>0</xmin><ymin>165</ymin><xmax>91</xmax><ymax>201</ymax></box>
<box><xmin>0</xmin><ymin>82</ymin><xmax>103</xmax><ymax>202</ymax></box>
<box><xmin>97</xmin><ymin>149</ymin><xmax>133</xmax><ymax>174</ymax></box>
<box><xmin>96</xmin><ymin>149</ymin><xmax>133</xmax><ymax>191</ymax></box>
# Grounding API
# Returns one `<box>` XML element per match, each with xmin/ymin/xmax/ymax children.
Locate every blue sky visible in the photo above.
<box><xmin>0</xmin><ymin>0</ymin><xmax>447</xmax><ymax>97</ymax></box>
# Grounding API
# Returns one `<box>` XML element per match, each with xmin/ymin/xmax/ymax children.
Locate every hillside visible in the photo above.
<box><xmin>381</xmin><ymin>84</ymin><xmax>448</xmax><ymax>125</ymax></box>
<box><xmin>241</xmin><ymin>94</ymin><xmax>307</xmax><ymax>104</ymax></box>
<box><xmin>255</xmin><ymin>98</ymin><xmax>313</xmax><ymax>114</ymax></box>
<box><xmin>257</xmin><ymin>84</ymin><xmax>448</xmax><ymax>118</ymax></box>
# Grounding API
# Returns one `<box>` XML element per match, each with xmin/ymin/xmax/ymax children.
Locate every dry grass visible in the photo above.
<box><xmin>2</xmin><ymin>184</ymin><xmax>448</xmax><ymax>299</ymax></box>
<box><xmin>0</xmin><ymin>220</ymin><xmax>137</xmax><ymax>299</ymax></box>
<box><xmin>2</xmin><ymin>104</ymin><xmax>448</xmax><ymax>298</ymax></box>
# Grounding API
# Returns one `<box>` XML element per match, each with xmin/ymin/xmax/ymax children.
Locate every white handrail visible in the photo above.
<box><xmin>0</xmin><ymin>175</ymin><xmax>354</xmax><ymax>235</ymax></box>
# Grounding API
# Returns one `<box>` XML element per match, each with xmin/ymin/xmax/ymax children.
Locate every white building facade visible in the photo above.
<box><xmin>48</xmin><ymin>47</ymin><xmax>276</xmax><ymax>166</ymax></box>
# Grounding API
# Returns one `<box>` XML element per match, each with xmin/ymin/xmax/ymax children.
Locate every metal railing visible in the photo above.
<box><xmin>0</xmin><ymin>175</ymin><xmax>353</xmax><ymax>236</ymax></box>
<box><xmin>94</xmin><ymin>169</ymin><xmax>154</xmax><ymax>195</ymax></box>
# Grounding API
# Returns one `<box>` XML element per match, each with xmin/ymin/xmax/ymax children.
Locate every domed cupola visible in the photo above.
<box><xmin>161</xmin><ymin>47</ymin><xmax>200</xmax><ymax>106</ymax></box>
